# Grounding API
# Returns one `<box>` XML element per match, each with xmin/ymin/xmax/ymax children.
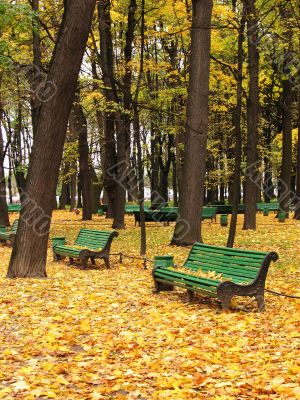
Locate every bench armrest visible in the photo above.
<box><xmin>52</xmin><ymin>237</ymin><xmax>66</xmax><ymax>248</ymax></box>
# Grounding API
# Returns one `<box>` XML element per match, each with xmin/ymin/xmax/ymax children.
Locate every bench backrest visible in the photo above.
<box><xmin>125</xmin><ymin>205</ymin><xmax>149</xmax><ymax>212</ymax></box>
<box><xmin>184</xmin><ymin>243</ymin><xmax>269</xmax><ymax>281</ymax></box>
<box><xmin>75</xmin><ymin>229</ymin><xmax>113</xmax><ymax>250</ymax></box>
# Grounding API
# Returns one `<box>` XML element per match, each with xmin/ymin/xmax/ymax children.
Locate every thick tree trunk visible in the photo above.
<box><xmin>171</xmin><ymin>0</ymin><xmax>213</xmax><ymax>245</ymax></box>
<box><xmin>70</xmin><ymin>92</ymin><xmax>93</xmax><ymax>220</ymax></box>
<box><xmin>7</xmin><ymin>0</ymin><xmax>96</xmax><ymax>278</ymax></box>
<box><xmin>243</xmin><ymin>0</ymin><xmax>260</xmax><ymax>230</ymax></box>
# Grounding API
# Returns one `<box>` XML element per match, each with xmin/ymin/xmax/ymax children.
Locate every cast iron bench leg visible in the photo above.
<box><xmin>255</xmin><ymin>291</ymin><xmax>265</xmax><ymax>312</ymax></box>
<box><xmin>80</xmin><ymin>256</ymin><xmax>89</xmax><ymax>269</ymax></box>
<box><xmin>187</xmin><ymin>290</ymin><xmax>194</xmax><ymax>302</ymax></box>
<box><xmin>103</xmin><ymin>256</ymin><xmax>110</xmax><ymax>269</ymax></box>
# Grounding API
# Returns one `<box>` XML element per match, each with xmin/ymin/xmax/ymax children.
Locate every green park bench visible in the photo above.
<box><xmin>0</xmin><ymin>219</ymin><xmax>19</xmax><ymax>245</ymax></box>
<box><xmin>8</xmin><ymin>204</ymin><xmax>22</xmax><ymax>213</ymax></box>
<box><xmin>257</xmin><ymin>202</ymin><xmax>279</xmax><ymax>212</ymax></box>
<box><xmin>125</xmin><ymin>205</ymin><xmax>149</xmax><ymax>214</ymax></box>
<box><xmin>152</xmin><ymin>243</ymin><xmax>279</xmax><ymax>311</ymax></box>
<box><xmin>134</xmin><ymin>210</ymin><xmax>178</xmax><ymax>226</ymax></box>
<box><xmin>52</xmin><ymin>229</ymin><xmax>118</xmax><ymax>268</ymax></box>
<box><xmin>202</xmin><ymin>207</ymin><xmax>217</xmax><ymax>222</ymax></box>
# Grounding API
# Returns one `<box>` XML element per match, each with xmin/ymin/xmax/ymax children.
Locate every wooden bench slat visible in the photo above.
<box><xmin>154</xmin><ymin>269</ymin><xmax>219</xmax><ymax>287</ymax></box>
<box><xmin>188</xmin><ymin>252</ymin><xmax>263</xmax><ymax>267</ymax></box>
<box><xmin>191</xmin><ymin>244</ymin><xmax>267</xmax><ymax>258</ymax></box>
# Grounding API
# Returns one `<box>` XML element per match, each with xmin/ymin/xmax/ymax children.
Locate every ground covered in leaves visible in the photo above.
<box><xmin>0</xmin><ymin>211</ymin><xmax>299</xmax><ymax>399</ymax></box>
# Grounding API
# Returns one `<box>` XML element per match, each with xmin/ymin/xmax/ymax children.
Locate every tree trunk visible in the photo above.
<box><xmin>7</xmin><ymin>0</ymin><xmax>96</xmax><ymax>278</ymax></box>
<box><xmin>171</xmin><ymin>0</ymin><xmax>213</xmax><ymax>245</ymax></box>
<box><xmin>59</xmin><ymin>182</ymin><xmax>68</xmax><ymax>209</ymax></box>
<box><xmin>77</xmin><ymin>177</ymin><xmax>82</xmax><ymax>208</ymax></box>
<box><xmin>30</xmin><ymin>0</ymin><xmax>42</xmax><ymax>137</ymax></box>
<box><xmin>227</xmin><ymin>3</ymin><xmax>246</xmax><ymax>247</ymax></box>
<box><xmin>70</xmin><ymin>172</ymin><xmax>77</xmax><ymax>211</ymax></box>
<box><xmin>90</xmin><ymin>166</ymin><xmax>102</xmax><ymax>214</ymax></box>
<box><xmin>279</xmin><ymin>66</ymin><xmax>293</xmax><ymax>214</ymax></box>
<box><xmin>70</xmin><ymin>91</ymin><xmax>93</xmax><ymax>220</ymax></box>
<box><xmin>0</xmin><ymin>95</ymin><xmax>9</xmax><ymax>227</ymax></box>
<box><xmin>294</xmin><ymin>74</ymin><xmax>300</xmax><ymax>220</ymax></box>
<box><xmin>243</xmin><ymin>0</ymin><xmax>260</xmax><ymax>230</ymax></box>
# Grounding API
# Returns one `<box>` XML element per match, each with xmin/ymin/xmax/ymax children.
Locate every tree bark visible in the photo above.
<box><xmin>243</xmin><ymin>0</ymin><xmax>260</xmax><ymax>230</ymax></box>
<box><xmin>171</xmin><ymin>0</ymin><xmax>213</xmax><ymax>245</ymax></box>
<box><xmin>7</xmin><ymin>0</ymin><xmax>96</xmax><ymax>278</ymax></box>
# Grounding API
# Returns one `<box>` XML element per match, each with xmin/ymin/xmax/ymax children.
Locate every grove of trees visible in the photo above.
<box><xmin>0</xmin><ymin>0</ymin><xmax>299</xmax><ymax>276</ymax></box>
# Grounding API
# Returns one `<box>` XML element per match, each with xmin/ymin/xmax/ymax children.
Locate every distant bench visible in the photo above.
<box><xmin>256</xmin><ymin>202</ymin><xmax>279</xmax><ymax>212</ymax></box>
<box><xmin>134</xmin><ymin>210</ymin><xmax>178</xmax><ymax>226</ymax></box>
<box><xmin>8</xmin><ymin>204</ymin><xmax>22</xmax><ymax>213</ymax></box>
<box><xmin>125</xmin><ymin>205</ymin><xmax>149</xmax><ymax>214</ymax></box>
<box><xmin>153</xmin><ymin>243</ymin><xmax>278</xmax><ymax>311</ymax></box>
<box><xmin>0</xmin><ymin>219</ymin><xmax>19</xmax><ymax>245</ymax></box>
<box><xmin>202</xmin><ymin>207</ymin><xmax>217</xmax><ymax>222</ymax></box>
<box><xmin>134</xmin><ymin>207</ymin><xmax>217</xmax><ymax>225</ymax></box>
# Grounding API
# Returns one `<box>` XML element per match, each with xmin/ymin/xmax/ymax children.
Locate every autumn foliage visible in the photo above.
<box><xmin>0</xmin><ymin>211</ymin><xmax>299</xmax><ymax>399</ymax></box>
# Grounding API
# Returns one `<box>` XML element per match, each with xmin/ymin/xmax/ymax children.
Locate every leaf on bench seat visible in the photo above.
<box><xmin>167</xmin><ymin>266</ymin><xmax>230</xmax><ymax>282</ymax></box>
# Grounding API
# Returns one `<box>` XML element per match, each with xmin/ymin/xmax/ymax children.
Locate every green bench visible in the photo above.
<box><xmin>257</xmin><ymin>202</ymin><xmax>279</xmax><ymax>212</ymax></box>
<box><xmin>134</xmin><ymin>210</ymin><xmax>178</xmax><ymax>226</ymax></box>
<box><xmin>0</xmin><ymin>219</ymin><xmax>19</xmax><ymax>245</ymax></box>
<box><xmin>125</xmin><ymin>205</ymin><xmax>149</xmax><ymax>214</ymax></box>
<box><xmin>8</xmin><ymin>204</ymin><xmax>22</xmax><ymax>213</ymax></box>
<box><xmin>152</xmin><ymin>243</ymin><xmax>278</xmax><ymax>311</ymax></box>
<box><xmin>52</xmin><ymin>229</ymin><xmax>118</xmax><ymax>268</ymax></box>
<box><xmin>202</xmin><ymin>207</ymin><xmax>217</xmax><ymax>222</ymax></box>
